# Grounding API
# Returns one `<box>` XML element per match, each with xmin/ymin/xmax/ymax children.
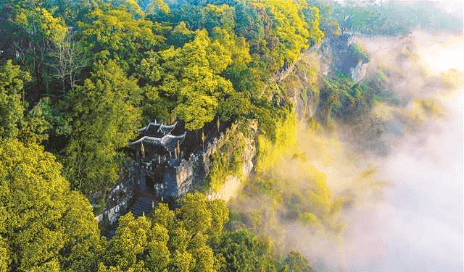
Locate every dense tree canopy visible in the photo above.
<box><xmin>0</xmin><ymin>139</ymin><xmax>102</xmax><ymax>271</ymax></box>
<box><xmin>98</xmin><ymin>193</ymin><xmax>229</xmax><ymax>271</ymax></box>
<box><xmin>63</xmin><ymin>60</ymin><xmax>142</xmax><ymax>191</ymax></box>
<box><xmin>79</xmin><ymin>4</ymin><xmax>162</xmax><ymax>70</ymax></box>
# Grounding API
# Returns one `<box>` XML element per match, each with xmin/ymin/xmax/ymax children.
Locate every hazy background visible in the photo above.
<box><xmin>227</xmin><ymin>30</ymin><xmax>464</xmax><ymax>271</ymax></box>
<box><xmin>343</xmin><ymin>31</ymin><xmax>463</xmax><ymax>271</ymax></box>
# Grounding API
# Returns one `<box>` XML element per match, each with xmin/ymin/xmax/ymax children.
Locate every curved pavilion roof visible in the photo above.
<box><xmin>128</xmin><ymin>133</ymin><xmax>186</xmax><ymax>152</ymax></box>
<box><xmin>139</xmin><ymin>121</ymin><xmax>177</xmax><ymax>137</ymax></box>
<box><xmin>129</xmin><ymin>121</ymin><xmax>185</xmax><ymax>152</ymax></box>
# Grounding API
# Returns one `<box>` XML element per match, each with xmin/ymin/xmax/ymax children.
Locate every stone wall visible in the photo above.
<box><xmin>171</xmin><ymin>120</ymin><xmax>259</xmax><ymax>201</ymax></box>
<box><xmin>102</xmin><ymin>163</ymin><xmax>136</xmax><ymax>226</ymax></box>
<box><xmin>175</xmin><ymin>152</ymin><xmax>200</xmax><ymax>196</ymax></box>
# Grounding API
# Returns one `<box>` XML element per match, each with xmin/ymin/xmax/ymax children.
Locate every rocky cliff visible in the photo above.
<box><xmin>205</xmin><ymin>34</ymin><xmax>370</xmax><ymax>200</ymax></box>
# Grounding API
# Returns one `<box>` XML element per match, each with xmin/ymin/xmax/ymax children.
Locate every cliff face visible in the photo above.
<box><xmin>287</xmin><ymin>35</ymin><xmax>371</xmax><ymax>123</ymax></box>
<box><xmin>279</xmin><ymin>50</ymin><xmax>320</xmax><ymax>121</ymax></box>
<box><xmin>202</xmin><ymin>120</ymin><xmax>258</xmax><ymax>201</ymax></box>
<box><xmin>206</xmin><ymin>35</ymin><xmax>368</xmax><ymax>200</ymax></box>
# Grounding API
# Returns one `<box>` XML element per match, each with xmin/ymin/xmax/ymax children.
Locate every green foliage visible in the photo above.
<box><xmin>0</xmin><ymin>237</ymin><xmax>8</xmax><ymax>272</ymax></box>
<box><xmin>98</xmin><ymin>194</ymin><xmax>301</xmax><ymax>272</ymax></box>
<box><xmin>208</xmin><ymin>122</ymin><xmax>249</xmax><ymax>192</ymax></box>
<box><xmin>243</xmin><ymin>176</ymin><xmax>282</xmax><ymax>201</ymax></box>
<box><xmin>100</xmin><ymin>193</ymin><xmax>229</xmax><ymax>271</ymax></box>
<box><xmin>257</xmin><ymin>109</ymin><xmax>297</xmax><ymax>172</ymax></box>
<box><xmin>327</xmin><ymin>68</ymin><xmax>411</xmax><ymax>124</ymax></box>
<box><xmin>63</xmin><ymin>60</ymin><xmax>142</xmax><ymax>192</ymax></box>
<box><xmin>228</xmin><ymin>135</ymin><xmax>353</xmax><ymax>247</ymax></box>
<box><xmin>248</xmin><ymin>0</ymin><xmax>311</xmax><ymax>70</ymax></box>
<box><xmin>19</xmin><ymin>97</ymin><xmax>54</xmax><ymax>143</ymax></box>
<box><xmin>348</xmin><ymin>42</ymin><xmax>370</xmax><ymax>63</ymax></box>
<box><xmin>280</xmin><ymin>251</ymin><xmax>313</xmax><ymax>272</ymax></box>
<box><xmin>305</xmin><ymin>6</ymin><xmax>325</xmax><ymax>45</ymax></box>
<box><xmin>0</xmin><ymin>139</ymin><xmax>102</xmax><ymax>271</ymax></box>
<box><xmin>1</xmin><ymin>1</ymin><xmax>460</xmax><ymax>271</ymax></box>
<box><xmin>139</xmin><ymin>29</ymin><xmax>235</xmax><ymax>130</ymax></box>
<box><xmin>234</xmin><ymin>1</ymin><xmax>265</xmax><ymax>43</ymax></box>
<box><xmin>11</xmin><ymin>6</ymin><xmax>69</xmax><ymax>94</ymax></box>
<box><xmin>306</xmin><ymin>0</ymin><xmax>339</xmax><ymax>36</ymax></box>
<box><xmin>0</xmin><ymin>1</ymin><xmax>348</xmax><ymax>270</ymax></box>
<box><xmin>335</xmin><ymin>0</ymin><xmax>463</xmax><ymax>35</ymax></box>
<box><xmin>202</xmin><ymin>4</ymin><xmax>236</xmax><ymax>32</ymax></box>
<box><xmin>218</xmin><ymin>92</ymin><xmax>252</xmax><ymax>122</ymax></box>
<box><xmin>0</xmin><ymin>60</ymin><xmax>72</xmax><ymax>144</ymax></box>
<box><xmin>317</xmin><ymin>75</ymin><xmax>353</xmax><ymax>125</ymax></box>
<box><xmin>0</xmin><ymin>60</ymin><xmax>31</xmax><ymax>139</ymax></box>
<box><xmin>300</xmin><ymin>212</ymin><xmax>318</xmax><ymax>225</ymax></box>
<box><xmin>167</xmin><ymin>21</ymin><xmax>196</xmax><ymax>47</ymax></box>
<box><xmin>79</xmin><ymin>5</ymin><xmax>162</xmax><ymax>70</ymax></box>
<box><xmin>178</xmin><ymin>193</ymin><xmax>214</xmax><ymax>234</ymax></box>
<box><xmin>279</xmin><ymin>51</ymin><xmax>320</xmax><ymax>120</ymax></box>
<box><xmin>215</xmin><ymin>229</ymin><xmax>276</xmax><ymax>272</ymax></box>
<box><xmin>157</xmin><ymin>2</ymin><xmax>235</xmax><ymax>34</ymax></box>
<box><xmin>102</xmin><ymin>213</ymin><xmax>152</xmax><ymax>270</ymax></box>
<box><xmin>15</xmin><ymin>7</ymin><xmax>67</xmax><ymax>45</ymax></box>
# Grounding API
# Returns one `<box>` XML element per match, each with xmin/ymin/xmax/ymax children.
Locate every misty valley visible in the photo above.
<box><xmin>0</xmin><ymin>0</ymin><xmax>462</xmax><ymax>271</ymax></box>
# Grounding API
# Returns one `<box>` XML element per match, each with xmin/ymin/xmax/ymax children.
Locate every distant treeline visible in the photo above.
<box><xmin>309</xmin><ymin>0</ymin><xmax>463</xmax><ymax>36</ymax></box>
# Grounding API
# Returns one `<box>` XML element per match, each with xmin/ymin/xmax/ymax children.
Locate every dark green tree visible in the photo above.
<box><xmin>215</xmin><ymin>229</ymin><xmax>276</xmax><ymax>272</ymax></box>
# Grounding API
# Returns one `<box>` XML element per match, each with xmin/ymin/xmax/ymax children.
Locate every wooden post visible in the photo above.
<box><xmin>141</xmin><ymin>143</ymin><xmax>145</xmax><ymax>161</ymax></box>
<box><xmin>201</xmin><ymin>129</ymin><xmax>205</xmax><ymax>152</ymax></box>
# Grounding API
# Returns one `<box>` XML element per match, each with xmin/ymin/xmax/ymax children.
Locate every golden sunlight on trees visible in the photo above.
<box><xmin>0</xmin><ymin>139</ymin><xmax>101</xmax><ymax>271</ymax></box>
<box><xmin>0</xmin><ymin>60</ymin><xmax>31</xmax><ymax>139</ymax></box>
<box><xmin>98</xmin><ymin>193</ymin><xmax>229</xmax><ymax>271</ymax></box>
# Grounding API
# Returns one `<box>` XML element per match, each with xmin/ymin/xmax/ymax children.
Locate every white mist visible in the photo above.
<box><xmin>347</xmin><ymin>33</ymin><xmax>463</xmax><ymax>272</ymax></box>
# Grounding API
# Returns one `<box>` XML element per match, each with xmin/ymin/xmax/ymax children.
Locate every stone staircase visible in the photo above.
<box><xmin>101</xmin><ymin>196</ymin><xmax>157</xmax><ymax>239</ymax></box>
<box><xmin>128</xmin><ymin>197</ymin><xmax>155</xmax><ymax>218</ymax></box>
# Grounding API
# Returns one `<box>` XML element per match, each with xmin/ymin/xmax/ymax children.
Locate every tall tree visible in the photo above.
<box><xmin>0</xmin><ymin>60</ymin><xmax>66</xmax><ymax>144</ymax></box>
<box><xmin>140</xmin><ymin>29</ymin><xmax>234</xmax><ymax>130</ymax></box>
<box><xmin>47</xmin><ymin>31</ymin><xmax>89</xmax><ymax>95</ymax></box>
<box><xmin>11</xmin><ymin>6</ymin><xmax>67</xmax><ymax>98</ymax></box>
<box><xmin>63</xmin><ymin>60</ymin><xmax>142</xmax><ymax>192</ymax></box>
<box><xmin>0</xmin><ymin>139</ymin><xmax>102</xmax><ymax>271</ymax></box>
<box><xmin>215</xmin><ymin>229</ymin><xmax>276</xmax><ymax>272</ymax></box>
<box><xmin>79</xmin><ymin>4</ymin><xmax>162</xmax><ymax>71</ymax></box>
<box><xmin>0</xmin><ymin>60</ymin><xmax>31</xmax><ymax>139</ymax></box>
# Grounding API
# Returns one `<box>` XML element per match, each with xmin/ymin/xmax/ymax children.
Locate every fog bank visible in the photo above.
<box><xmin>343</xmin><ymin>31</ymin><xmax>463</xmax><ymax>271</ymax></box>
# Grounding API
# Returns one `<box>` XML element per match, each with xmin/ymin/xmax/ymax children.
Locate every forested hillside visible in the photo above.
<box><xmin>0</xmin><ymin>0</ymin><xmax>462</xmax><ymax>271</ymax></box>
